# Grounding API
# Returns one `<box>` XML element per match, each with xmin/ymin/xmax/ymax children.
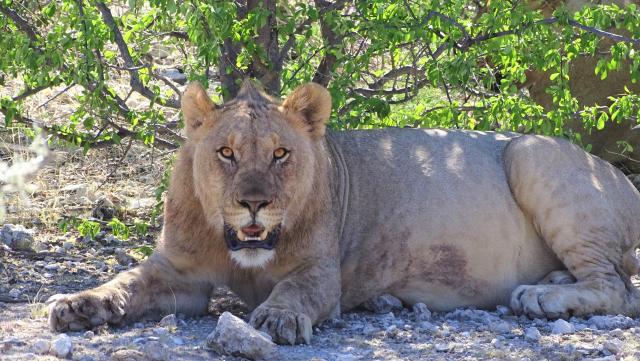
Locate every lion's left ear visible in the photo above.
<box><xmin>282</xmin><ymin>83</ymin><xmax>332</xmax><ymax>139</ymax></box>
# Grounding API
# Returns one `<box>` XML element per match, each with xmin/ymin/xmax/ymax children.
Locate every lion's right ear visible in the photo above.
<box><xmin>181</xmin><ymin>82</ymin><xmax>217</xmax><ymax>138</ymax></box>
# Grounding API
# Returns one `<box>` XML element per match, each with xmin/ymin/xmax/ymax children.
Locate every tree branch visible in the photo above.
<box><xmin>95</xmin><ymin>1</ymin><xmax>180</xmax><ymax>109</ymax></box>
<box><xmin>0</xmin><ymin>5</ymin><xmax>38</xmax><ymax>42</ymax></box>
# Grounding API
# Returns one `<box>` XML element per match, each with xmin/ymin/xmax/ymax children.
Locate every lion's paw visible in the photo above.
<box><xmin>249</xmin><ymin>306</ymin><xmax>312</xmax><ymax>345</ymax></box>
<box><xmin>47</xmin><ymin>291</ymin><xmax>126</xmax><ymax>332</ymax></box>
<box><xmin>510</xmin><ymin>284</ymin><xmax>578</xmax><ymax>319</ymax></box>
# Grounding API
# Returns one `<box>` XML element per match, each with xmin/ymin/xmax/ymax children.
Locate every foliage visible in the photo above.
<box><xmin>1</xmin><ymin>0</ymin><xmax>638</xmax><ymax>152</ymax></box>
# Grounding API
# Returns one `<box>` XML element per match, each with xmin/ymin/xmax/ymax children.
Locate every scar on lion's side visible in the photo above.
<box><xmin>421</xmin><ymin>244</ymin><xmax>487</xmax><ymax>298</ymax></box>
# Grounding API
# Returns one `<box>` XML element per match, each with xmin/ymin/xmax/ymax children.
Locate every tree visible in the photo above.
<box><xmin>1</xmin><ymin>0</ymin><xmax>639</xmax><ymax>168</ymax></box>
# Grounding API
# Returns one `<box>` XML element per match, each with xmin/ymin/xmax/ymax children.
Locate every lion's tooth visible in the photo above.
<box><xmin>245</xmin><ymin>236</ymin><xmax>261</xmax><ymax>241</ymax></box>
<box><xmin>260</xmin><ymin>229</ymin><xmax>268</xmax><ymax>240</ymax></box>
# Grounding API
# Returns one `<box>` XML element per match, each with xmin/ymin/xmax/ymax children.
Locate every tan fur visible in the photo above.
<box><xmin>49</xmin><ymin>82</ymin><xmax>640</xmax><ymax>345</ymax></box>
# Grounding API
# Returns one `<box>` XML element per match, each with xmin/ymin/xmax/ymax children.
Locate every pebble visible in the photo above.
<box><xmin>0</xmin><ymin>224</ymin><xmax>34</xmax><ymax>250</ymax></box>
<box><xmin>603</xmin><ymin>339</ymin><xmax>622</xmax><ymax>354</ymax></box>
<box><xmin>83</xmin><ymin>330</ymin><xmax>94</xmax><ymax>339</ymax></box>
<box><xmin>62</xmin><ymin>241</ymin><xmax>74</xmax><ymax>250</ymax></box>
<box><xmin>54</xmin><ymin>246</ymin><xmax>65</xmax><ymax>254</ymax></box>
<box><xmin>524</xmin><ymin>327</ymin><xmax>542</xmax><ymax>342</ymax></box>
<box><xmin>51</xmin><ymin>334</ymin><xmax>73</xmax><ymax>358</ymax></box>
<box><xmin>412</xmin><ymin>303</ymin><xmax>431</xmax><ymax>321</ymax></box>
<box><xmin>8</xmin><ymin>288</ymin><xmax>21</xmax><ymax>298</ymax></box>
<box><xmin>144</xmin><ymin>341</ymin><xmax>169</xmax><ymax>361</ymax></box>
<box><xmin>609</xmin><ymin>328</ymin><xmax>624</xmax><ymax>338</ymax></box>
<box><xmin>170</xmin><ymin>336</ymin><xmax>184</xmax><ymax>345</ymax></box>
<box><xmin>44</xmin><ymin>263</ymin><xmax>60</xmax><ymax>271</ymax></box>
<box><xmin>363</xmin><ymin>294</ymin><xmax>404</xmax><ymax>314</ymax></box>
<box><xmin>489</xmin><ymin>321</ymin><xmax>511</xmax><ymax>334</ymax></box>
<box><xmin>435</xmin><ymin>342</ymin><xmax>451</xmax><ymax>352</ymax></box>
<box><xmin>158</xmin><ymin>314</ymin><xmax>177</xmax><ymax>329</ymax></box>
<box><xmin>335</xmin><ymin>354</ymin><xmax>358</xmax><ymax>361</ymax></box>
<box><xmin>32</xmin><ymin>339</ymin><xmax>50</xmax><ymax>354</ymax></box>
<box><xmin>206</xmin><ymin>312</ymin><xmax>275</xmax><ymax>360</ymax></box>
<box><xmin>551</xmin><ymin>319</ymin><xmax>575</xmax><ymax>335</ymax></box>
<box><xmin>588</xmin><ymin>315</ymin><xmax>635</xmax><ymax>330</ymax></box>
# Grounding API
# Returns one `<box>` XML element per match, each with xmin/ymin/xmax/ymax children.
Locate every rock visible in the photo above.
<box><xmin>335</xmin><ymin>354</ymin><xmax>357</xmax><ymax>361</ymax></box>
<box><xmin>588</xmin><ymin>315</ymin><xmax>635</xmax><ymax>330</ymax></box>
<box><xmin>445</xmin><ymin>309</ymin><xmax>494</xmax><ymax>323</ymax></box>
<box><xmin>610</xmin><ymin>328</ymin><xmax>624</xmax><ymax>338</ymax></box>
<box><xmin>603</xmin><ymin>339</ymin><xmax>622</xmax><ymax>354</ymax></box>
<box><xmin>524</xmin><ymin>327</ymin><xmax>541</xmax><ymax>342</ymax></box>
<box><xmin>170</xmin><ymin>336</ymin><xmax>184</xmax><ymax>345</ymax></box>
<box><xmin>51</xmin><ymin>334</ymin><xmax>73</xmax><ymax>358</ymax></box>
<box><xmin>33</xmin><ymin>339</ymin><xmax>50</xmax><ymax>354</ymax></box>
<box><xmin>115</xmin><ymin>249</ymin><xmax>136</xmax><ymax>266</ymax></box>
<box><xmin>144</xmin><ymin>341</ymin><xmax>169</xmax><ymax>361</ymax></box>
<box><xmin>62</xmin><ymin>241</ymin><xmax>74</xmax><ymax>250</ymax></box>
<box><xmin>83</xmin><ymin>330</ymin><xmax>94</xmax><ymax>339</ymax></box>
<box><xmin>489</xmin><ymin>321</ymin><xmax>511</xmax><ymax>334</ymax></box>
<box><xmin>54</xmin><ymin>246</ymin><xmax>65</xmax><ymax>254</ymax></box>
<box><xmin>110</xmin><ymin>349</ymin><xmax>145</xmax><ymax>361</ymax></box>
<box><xmin>362</xmin><ymin>323</ymin><xmax>377</xmax><ymax>335</ymax></box>
<box><xmin>1</xmin><ymin>224</ymin><xmax>34</xmax><ymax>250</ymax></box>
<box><xmin>206</xmin><ymin>312</ymin><xmax>275</xmax><ymax>360</ymax></box>
<box><xmin>158</xmin><ymin>314</ymin><xmax>177</xmax><ymax>329</ymax></box>
<box><xmin>435</xmin><ymin>343</ymin><xmax>451</xmax><ymax>352</ymax></box>
<box><xmin>412</xmin><ymin>303</ymin><xmax>431</xmax><ymax>321</ymax></box>
<box><xmin>551</xmin><ymin>319</ymin><xmax>575</xmax><ymax>335</ymax></box>
<box><xmin>44</xmin><ymin>263</ymin><xmax>60</xmax><ymax>271</ymax></box>
<box><xmin>363</xmin><ymin>294</ymin><xmax>404</xmax><ymax>314</ymax></box>
<box><xmin>91</xmin><ymin>196</ymin><xmax>116</xmax><ymax>221</ymax></box>
<box><xmin>8</xmin><ymin>288</ymin><xmax>21</xmax><ymax>298</ymax></box>
<box><xmin>159</xmin><ymin>68</ymin><xmax>187</xmax><ymax>85</ymax></box>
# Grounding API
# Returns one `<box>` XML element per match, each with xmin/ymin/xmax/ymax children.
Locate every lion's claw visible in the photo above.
<box><xmin>249</xmin><ymin>306</ymin><xmax>312</xmax><ymax>345</ymax></box>
<box><xmin>47</xmin><ymin>291</ymin><xmax>126</xmax><ymax>332</ymax></box>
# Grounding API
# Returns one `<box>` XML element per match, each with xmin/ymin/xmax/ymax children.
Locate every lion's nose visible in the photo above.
<box><xmin>238</xmin><ymin>199</ymin><xmax>272</xmax><ymax>213</ymax></box>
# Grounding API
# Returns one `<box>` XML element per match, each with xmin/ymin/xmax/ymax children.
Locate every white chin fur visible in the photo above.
<box><xmin>230</xmin><ymin>249</ymin><xmax>275</xmax><ymax>268</ymax></box>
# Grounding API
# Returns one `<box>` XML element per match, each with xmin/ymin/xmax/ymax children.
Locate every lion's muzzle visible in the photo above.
<box><xmin>224</xmin><ymin>223</ymin><xmax>281</xmax><ymax>251</ymax></box>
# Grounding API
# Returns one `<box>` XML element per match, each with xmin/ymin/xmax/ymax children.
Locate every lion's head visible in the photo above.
<box><xmin>180</xmin><ymin>81</ymin><xmax>332</xmax><ymax>268</ymax></box>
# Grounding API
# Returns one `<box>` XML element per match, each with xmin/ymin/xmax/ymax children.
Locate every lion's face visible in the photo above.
<box><xmin>181</xmin><ymin>81</ymin><xmax>331</xmax><ymax>268</ymax></box>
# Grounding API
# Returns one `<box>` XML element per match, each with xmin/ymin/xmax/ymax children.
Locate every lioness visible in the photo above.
<box><xmin>48</xmin><ymin>81</ymin><xmax>640</xmax><ymax>345</ymax></box>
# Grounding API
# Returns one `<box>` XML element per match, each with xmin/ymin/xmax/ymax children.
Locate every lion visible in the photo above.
<box><xmin>48</xmin><ymin>80</ymin><xmax>640</xmax><ymax>345</ymax></box>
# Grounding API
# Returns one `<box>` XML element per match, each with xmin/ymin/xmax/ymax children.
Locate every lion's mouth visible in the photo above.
<box><xmin>224</xmin><ymin>223</ymin><xmax>281</xmax><ymax>251</ymax></box>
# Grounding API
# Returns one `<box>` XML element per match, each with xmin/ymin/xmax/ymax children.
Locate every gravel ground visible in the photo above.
<box><xmin>3</xmin><ymin>227</ymin><xmax>640</xmax><ymax>360</ymax></box>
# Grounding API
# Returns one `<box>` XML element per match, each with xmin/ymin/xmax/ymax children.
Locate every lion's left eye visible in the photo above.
<box><xmin>273</xmin><ymin>148</ymin><xmax>289</xmax><ymax>162</ymax></box>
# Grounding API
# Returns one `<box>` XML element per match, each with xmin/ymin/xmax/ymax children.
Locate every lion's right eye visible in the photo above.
<box><xmin>217</xmin><ymin>147</ymin><xmax>235</xmax><ymax>162</ymax></box>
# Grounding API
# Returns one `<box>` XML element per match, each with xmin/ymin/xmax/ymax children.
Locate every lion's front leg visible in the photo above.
<box><xmin>48</xmin><ymin>254</ymin><xmax>213</xmax><ymax>332</ymax></box>
<box><xmin>249</xmin><ymin>260</ymin><xmax>340</xmax><ymax>345</ymax></box>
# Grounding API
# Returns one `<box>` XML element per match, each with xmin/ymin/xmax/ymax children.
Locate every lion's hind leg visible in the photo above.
<box><xmin>505</xmin><ymin>135</ymin><xmax>640</xmax><ymax>319</ymax></box>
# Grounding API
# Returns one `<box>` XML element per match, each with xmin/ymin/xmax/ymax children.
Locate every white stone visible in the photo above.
<box><xmin>32</xmin><ymin>339</ymin><xmax>50</xmax><ymax>354</ymax></box>
<box><xmin>363</xmin><ymin>294</ymin><xmax>403</xmax><ymax>314</ymax></box>
<box><xmin>551</xmin><ymin>319</ymin><xmax>575</xmax><ymax>335</ymax></box>
<box><xmin>51</xmin><ymin>334</ymin><xmax>73</xmax><ymax>358</ymax></box>
<box><xmin>489</xmin><ymin>321</ymin><xmax>511</xmax><ymax>334</ymax></box>
<box><xmin>610</xmin><ymin>328</ymin><xmax>624</xmax><ymax>338</ymax></box>
<box><xmin>83</xmin><ymin>330</ymin><xmax>94</xmax><ymax>339</ymax></box>
<box><xmin>588</xmin><ymin>315</ymin><xmax>635</xmax><ymax>330</ymax></box>
<box><xmin>435</xmin><ymin>343</ymin><xmax>451</xmax><ymax>352</ymax></box>
<box><xmin>206</xmin><ymin>312</ymin><xmax>276</xmax><ymax>360</ymax></box>
<box><xmin>44</xmin><ymin>263</ymin><xmax>60</xmax><ymax>271</ymax></box>
<box><xmin>412</xmin><ymin>303</ymin><xmax>431</xmax><ymax>321</ymax></box>
<box><xmin>524</xmin><ymin>327</ymin><xmax>541</xmax><ymax>342</ymax></box>
<box><xmin>8</xmin><ymin>288</ymin><xmax>21</xmax><ymax>298</ymax></box>
<box><xmin>603</xmin><ymin>339</ymin><xmax>622</xmax><ymax>354</ymax></box>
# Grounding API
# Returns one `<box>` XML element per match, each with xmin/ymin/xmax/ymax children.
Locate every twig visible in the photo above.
<box><xmin>36</xmin><ymin>84</ymin><xmax>74</xmax><ymax>109</ymax></box>
<box><xmin>95</xmin><ymin>1</ymin><xmax>180</xmax><ymax>109</ymax></box>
